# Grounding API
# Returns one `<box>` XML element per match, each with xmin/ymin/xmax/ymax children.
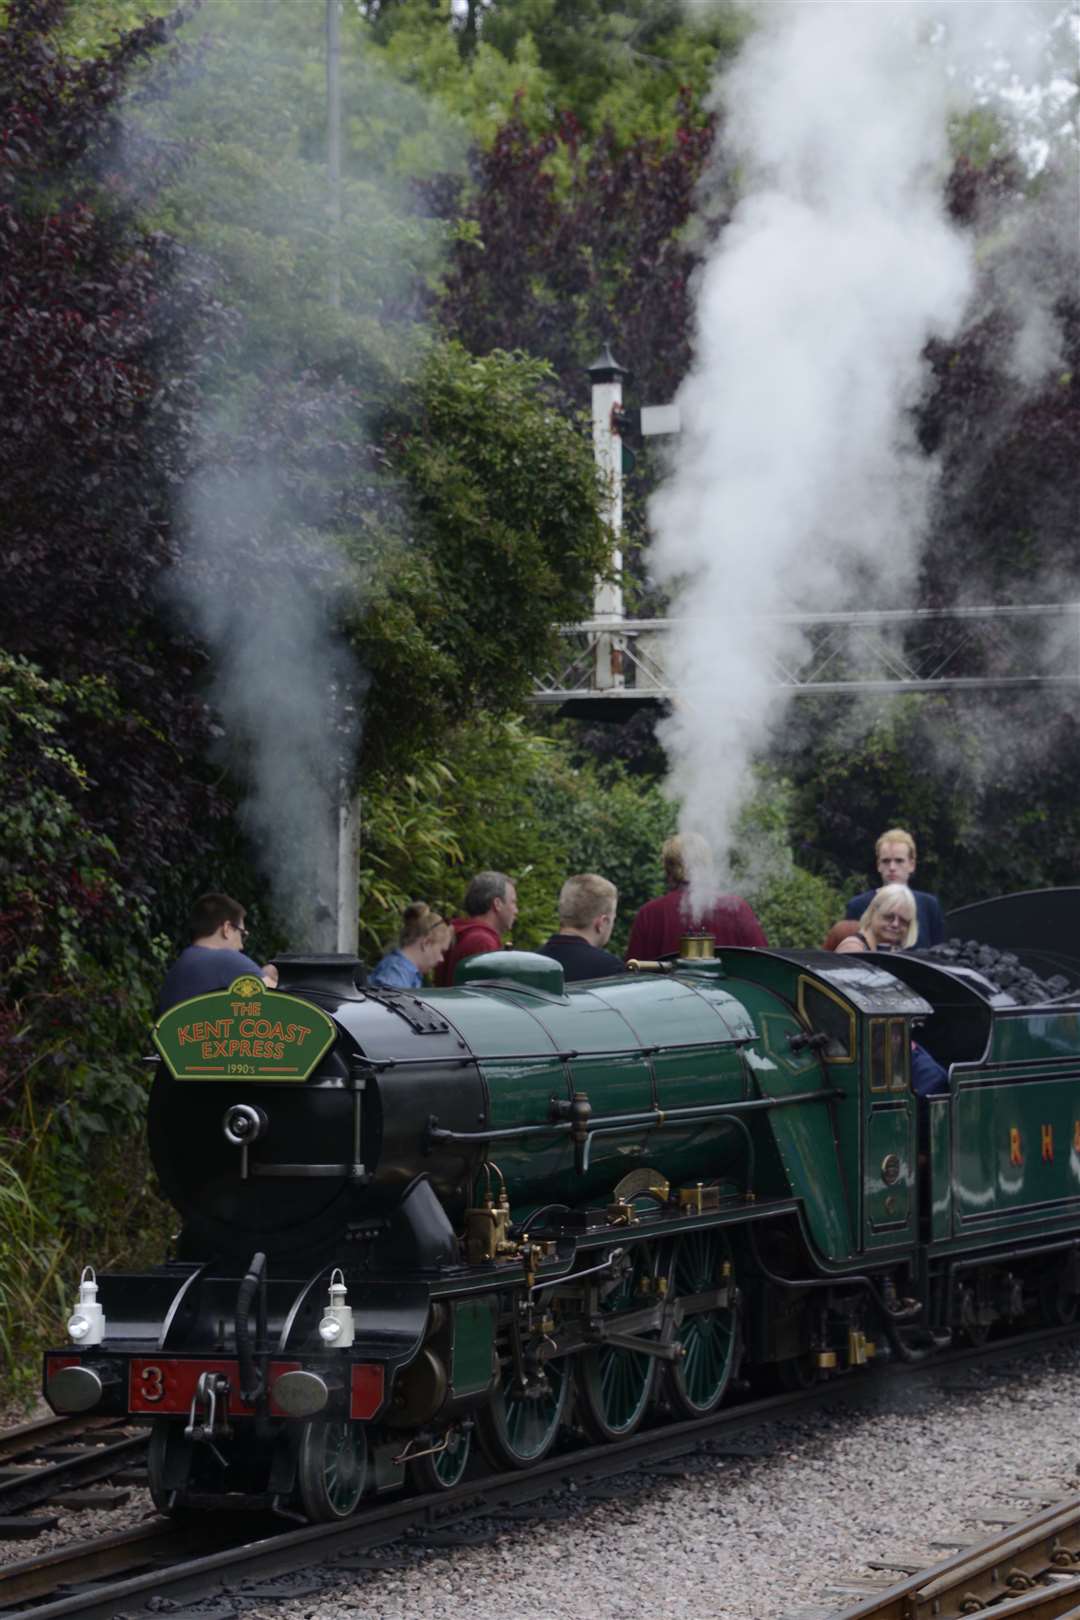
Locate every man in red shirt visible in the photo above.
<box><xmin>435</xmin><ymin>871</ymin><xmax>519</xmax><ymax>987</ymax></box>
<box><xmin>625</xmin><ymin>835</ymin><xmax>767</xmax><ymax>961</ymax></box>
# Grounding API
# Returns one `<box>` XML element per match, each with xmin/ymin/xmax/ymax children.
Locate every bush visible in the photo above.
<box><xmin>526</xmin><ymin>754</ymin><xmax>677</xmax><ymax>955</ymax></box>
<box><xmin>0</xmin><ymin>654</ymin><xmax>175</xmax><ymax>1404</ymax></box>
<box><xmin>357</xmin><ymin>723</ymin><xmax>840</xmax><ymax>960</ymax></box>
<box><xmin>358</xmin><ymin>716</ymin><xmax>569</xmax><ymax>957</ymax></box>
<box><xmin>733</xmin><ymin>771</ymin><xmax>846</xmax><ymax>948</ymax></box>
<box><xmin>359</xmin><ymin>714</ymin><xmax>670</xmax><ymax>958</ymax></box>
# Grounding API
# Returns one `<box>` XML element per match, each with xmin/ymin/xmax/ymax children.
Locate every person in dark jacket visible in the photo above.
<box><xmin>625</xmin><ymin>834</ymin><xmax>767</xmax><ymax>962</ymax></box>
<box><xmin>910</xmin><ymin>1041</ymin><xmax>949</xmax><ymax>1097</ymax></box>
<box><xmin>538</xmin><ymin>874</ymin><xmax>625</xmax><ymax>981</ymax></box>
<box><xmin>845</xmin><ymin>828</ymin><xmax>945</xmax><ymax>947</ymax></box>
<box><xmin>435</xmin><ymin>871</ymin><xmax>518</xmax><ymax>987</ymax></box>
<box><xmin>158</xmin><ymin>892</ymin><xmax>278</xmax><ymax>1014</ymax></box>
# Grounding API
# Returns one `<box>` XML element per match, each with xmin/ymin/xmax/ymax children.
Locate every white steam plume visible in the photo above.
<box><xmin>651</xmin><ymin>0</ymin><xmax>1066</xmax><ymax>917</ymax></box>
<box><xmin>173</xmin><ymin>471</ymin><xmax>367</xmax><ymax>940</ymax></box>
<box><xmin>141</xmin><ymin>2</ymin><xmax>457</xmax><ymax>944</ymax></box>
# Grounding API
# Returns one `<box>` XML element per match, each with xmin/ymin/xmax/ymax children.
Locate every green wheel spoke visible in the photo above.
<box><xmin>667</xmin><ymin>1229</ymin><xmax>739</xmax><ymax>1419</ymax></box>
<box><xmin>411</xmin><ymin>1424</ymin><xmax>472</xmax><ymax>1493</ymax></box>
<box><xmin>297</xmin><ymin>1420</ymin><xmax>367</xmax><ymax>1522</ymax></box>
<box><xmin>433</xmin><ymin>1428</ymin><xmax>470</xmax><ymax>1488</ymax></box>
<box><xmin>478</xmin><ymin>1347</ymin><xmax>568</xmax><ymax>1470</ymax></box>
<box><xmin>578</xmin><ymin>1245</ymin><xmax>658</xmax><ymax>1443</ymax></box>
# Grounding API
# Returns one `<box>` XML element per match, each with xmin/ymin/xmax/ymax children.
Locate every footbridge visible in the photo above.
<box><xmin>538</xmin><ymin>351</ymin><xmax>1080</xmax><ymax>716</ymax></box>
<box><xmin>528</xmin><ymin>603</ymin><xmax>1080</xmax><ymax>717</ymax></box>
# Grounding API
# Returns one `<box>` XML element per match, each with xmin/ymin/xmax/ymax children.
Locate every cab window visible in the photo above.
<box><xmin>869</xmin><ymin>1018</ymin><xmax>888</xmax><ymax>1092</ymax></box>
<box><xmin>798</xmin><ymin>980</ymin><xmax>855</xmax><ymax>1063</ymax></box>
<box><xmin>889</xmin><ymin>1019</ymin><xmax>909</xmax><ymax>1091</ymax></box>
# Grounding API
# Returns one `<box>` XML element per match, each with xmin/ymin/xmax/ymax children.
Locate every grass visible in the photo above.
<box><xmin>0</xmin><ymin>1116</ymin><xmax>175</xmax><ymax>1409</ymax></box>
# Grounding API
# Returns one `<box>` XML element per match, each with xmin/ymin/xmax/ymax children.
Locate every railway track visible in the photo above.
<box><xmin>0</xmin><ymin>1389</ymin><xmax>824</xmax><ymax>1619</ymax></box>
<box><xmin>4</xmin><ymin>1323</ymin><xmax>1078</xmax><ymax>1620</ymax></box>
<box><xmin>0</xmin><ymin>1415</ymin><xmax>147</xmax><ymax>1541</ymax></box>
<box><xmin>827</xmin><ymin>1495</ymin><xmax>1080</xmax><ymax>1620</ymax></box>
<box><xmin>2</xmin><ymin>1328</ymin><xmax>1075</xmax><ymax>1620</ymax></box>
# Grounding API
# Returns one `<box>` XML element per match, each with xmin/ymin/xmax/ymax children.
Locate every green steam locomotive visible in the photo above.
<box><xmin>42</xmin><ymin>944</ymin><xmax>1080</xmax><ymax>1521</ymax></box>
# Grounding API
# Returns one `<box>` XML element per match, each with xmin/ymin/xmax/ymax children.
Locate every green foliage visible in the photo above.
<box><xmin>370</xmin><ymin>0</ymin><xmax>751</xmax><ymax>149</ymax></box>
<box><xmin>0</xmin><ymin>655</ymin><xmax>135</xmax><ymax>999</ymax></box>
<box><xmin>127</xmin><ymin>0</ymin><xmax>454</xmax><ymax>379</ymax></box>
<box><xmin>0</xmin><ymin>1157</ymin><xmax>66</xmax><ymax>1382</ymax></box>
<box><xmin>360</xmin><ymin>341</ymin><xmax>610</xmax><ymax>767</ymax></box>
<box><xmin>359</xmin><ymin>714</ymin><xmax>670</xmax><ymax>957</ymax></box>
<box><xmin>0</xmin><ymin>654</ymin><xmax>175</xmax><ymax>1401</ymax></box>
<box><xmin>0</xmin><ymin>1106</ymin><xmax>173</xmax><ymax>1406</ymax></box>
<box><xmin>57</xmin><ymin>0</ymin><xmax>175</xmax><ymax>55</ymax></box>
<box><xmin>781</xmin><ymin>694</ymin><xmax>1080</xmax><ymax>916</ymax></box>
<box><xmin>526</xmin><ymin>752</ymin><xmax>677</xmax><ymax>954</ymax></box>
<box><xmin>107</xmin><ymin>4</ymin><xmax>612</xmax><ymax>785</ymax></box>
<box><xmin>359</xmin><ymin>716</ymin><xmax>568</xmax><ymax>953</ymax></box>
<box><xmin>726</xmin><ymin>772</ymin><xmax>846</xmax><ymax>949</ymax></box>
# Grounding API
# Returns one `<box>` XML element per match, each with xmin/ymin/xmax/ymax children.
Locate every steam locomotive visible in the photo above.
<box><xmin>43</xmin><ymin>943</ymin><xmax>1080</xmax><ymax>1521</ymax></box>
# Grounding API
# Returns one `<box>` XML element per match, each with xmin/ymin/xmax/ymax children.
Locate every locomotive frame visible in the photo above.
<box><xmin>43</xmin><ymin>946</ymin><xmax>1080</xmax><ymax>1521</ymax></box>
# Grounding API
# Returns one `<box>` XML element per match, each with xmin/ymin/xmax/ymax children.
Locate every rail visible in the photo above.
<box><xmin>832</xmin><ymin>1495</ymin><xmax>1080</xmax><ymax>1620</ymax></box>
<box><xmin>6</xmin><ymin>1322</ymin><xmax>1080</xmax><ymax>1620</ymax></box>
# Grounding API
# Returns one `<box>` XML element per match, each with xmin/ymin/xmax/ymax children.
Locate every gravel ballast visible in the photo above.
<box><xmin>302</xmin><ymin>1347</ymin><xmax>1080</xmax><ymax>1620</ymax></box>
<box><xmin>5</xmin><ymin>1346</ymin><xmax>1079</xmax><ymax>1616</ymax></box>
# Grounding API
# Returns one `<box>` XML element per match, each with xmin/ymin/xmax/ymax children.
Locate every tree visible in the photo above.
<box><xmin>781</xmin><ymin>692</ymin><xmax>1080</xmax><ymax>916</ymax></box>
<box><xmin>436</xmin><ymin>101</ymin><xmax>719</xmax><ymax>411</ymax></box>
<box><xmin>365</xmin><ymin>342</ymin><xmax>609</xmax><ymax>763</ymax></box>
<box><xmin>0</xmin><ymin>0</ymin><xmax>235</xmax><ymax>904</ymax></box>
<box><xmin>915</xmin><ymin>129</ymin><xmax>1079</xmax><ymax>616</ymax></box>
<box><xmin>369</xmin><ymin>0</ymin><xmax>748</xmax><ymax>147</ymax></box>
<box><xmin>0</xmin><ymin>653</ymin><xmax>176</xmax><ymax>1397</ymax></box>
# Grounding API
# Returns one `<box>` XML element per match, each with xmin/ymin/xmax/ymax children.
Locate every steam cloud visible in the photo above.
<box><xmin>651</xmin><ymin>0</ymin><xmax>1073</xmax><ymax>916</ymax></box>
<box><xmin>144</xmin><ymin>3</ymin><xmax>455</xmax><ymax>944</ymax></box>
<box><xmin>172</xmin><ymin>471</ymin><xmax>366</xmax><ymax>941</ymax></box>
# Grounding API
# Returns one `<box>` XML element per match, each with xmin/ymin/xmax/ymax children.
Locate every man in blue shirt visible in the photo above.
<box><xmin>158</xmin><ymin>892</ymin><xmax>278</xmax><ymax>1014</ymax></box>
<box><xmin>845</xmin><ymin>828</ymin><xmax>945</xmax><ymax>948</ymax></box>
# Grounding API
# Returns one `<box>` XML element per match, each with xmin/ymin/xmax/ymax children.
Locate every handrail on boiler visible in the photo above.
<box><xmin>423</xmin><ymin>1086</ymin><xmax>838</xmax><ymax>1178</ymax></box>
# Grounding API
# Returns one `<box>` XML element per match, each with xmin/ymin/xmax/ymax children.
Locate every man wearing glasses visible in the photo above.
<box><xmin>158</xmin><ymin>892</ymin><xmax>279</xmax><ymax>1014</ymax></box>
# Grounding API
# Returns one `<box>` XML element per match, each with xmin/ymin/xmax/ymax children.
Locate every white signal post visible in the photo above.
<box><xmin>307</xmin><ymin>0</ymin><xmax>358</xmax><ymax>959</ymax></box>
<box><xmin>588</xmin><ymin>347</ymin><xmax>628</xmax><ymax>692</ymax></box>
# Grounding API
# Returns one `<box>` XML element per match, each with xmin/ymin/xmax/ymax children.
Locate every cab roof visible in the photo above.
<box><xmin>718</xmin><ymin>948</ymin><xmax>935</xmax><ymax>1017</ymax></box>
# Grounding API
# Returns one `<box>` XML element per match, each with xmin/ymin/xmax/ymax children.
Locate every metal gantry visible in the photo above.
<box><xmin>564</xmin><ymin>354</ymin><xmax>1079</xmax><ymax>715</ymax></box>
<box><xmin>529</xmin><ymin>603</ymin><xmax>1080</xmax><ymax>712</ymax></box>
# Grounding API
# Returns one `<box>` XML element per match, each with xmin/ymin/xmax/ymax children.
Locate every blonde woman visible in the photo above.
<box><xmin>834</xmin><ymin>883</ymin><xmax>918</xmax><ymax>953</ymax></box>
<box><xmin>368</xmin><ymin>903</ymin><xmax>452</xmax><ymax>989</ymax></box>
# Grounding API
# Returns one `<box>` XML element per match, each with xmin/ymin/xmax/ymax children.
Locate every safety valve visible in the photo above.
<box><xmin>318</xmin><ymin>1268</ymin><xmax>354</xmax><ymax>1347</ymax></box>
<box><xmin>67</xmin><ymin>1266</ymin><xmax>106</xmax><ymax>1346</ymax></box>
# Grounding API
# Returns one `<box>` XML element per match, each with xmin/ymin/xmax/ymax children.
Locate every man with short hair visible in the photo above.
<box><xmin>538</xmin><ymin>874</ymin><xmax>624</xmax><ymax>981</ymax></box>
<box><xmin>625</xmin><ymin>834</ymin><xmax>767</xmax><ymax>961</ymax></box>
<box><xmin>845</xmin><ymin>828</ymin><xmax>945</xmax><ymax>948</ymax></box>
<box><xmin>435</xmin><ymin>871</ymin><xmax>518</xmax><ymax>987</ymax></box>
<box><xmin>158</xmin><ymin>892</ymin><xmax>279</xmax><ymax>1014</ymax></box>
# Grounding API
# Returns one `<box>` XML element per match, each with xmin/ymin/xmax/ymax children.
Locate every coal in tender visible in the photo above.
<box><xmin>911</xmin><ymin>940</ymin><xmax>1077</xmax><ymax>1005</ymax></box>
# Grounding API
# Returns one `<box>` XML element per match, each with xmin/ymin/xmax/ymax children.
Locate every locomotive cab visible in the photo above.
<box><xmin>715</xmin><ymin>949</ymin><xmax>934</xmax><ymax>1262</ymax></box>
